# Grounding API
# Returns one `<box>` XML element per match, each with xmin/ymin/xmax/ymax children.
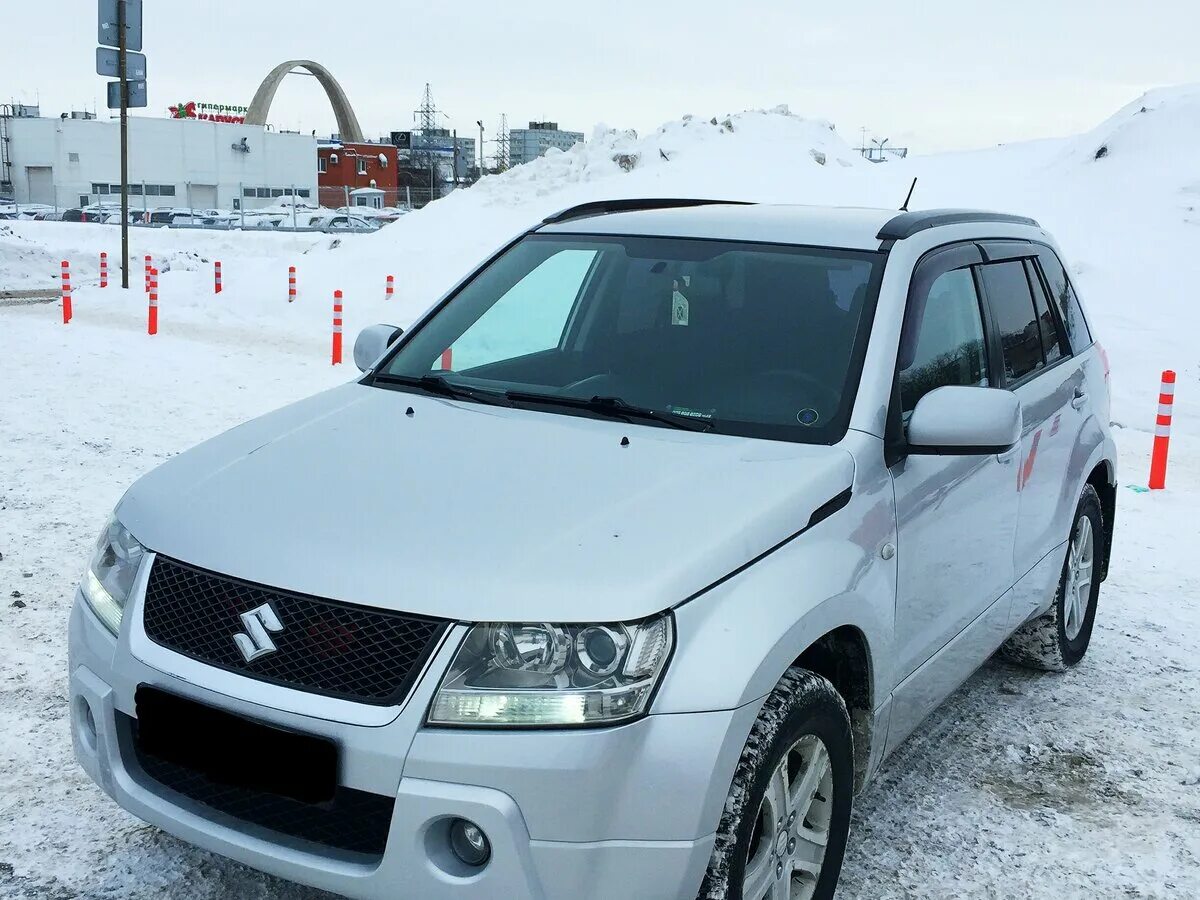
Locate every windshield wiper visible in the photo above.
<box><xmin>504</xmin><ymin>391</ymin><xmax>713</xmax><ymax>432</ymax></box>
<box><xmin>372</xmin><ymin>373</ymin><xmax>512</xmax><ymax>407</ymax></box>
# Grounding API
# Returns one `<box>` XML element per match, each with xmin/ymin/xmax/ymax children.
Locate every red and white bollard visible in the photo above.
<box><xmin>99</xmin><ymin>252</ymin><xmax>108</xmax><ymax>288</ymax></box>
<box><xmin>385</xmin><ymin>274</ymin><xmax>394</xmax><ymax>300</ymax></box>
<box><xmin>148</xmin><ymin>268</ymin><xmax>158</xmax><ymax>335</ymax></box>
<box><xmin>144</xmin><ymin>255</ymin><xmax>151</xmax><ymax>292</ymax></box>
<box><xmin>288</xmin><ymin>266</ymin><xmax>297</xmax><ymax>303</ymax></box>
<box><xmin>61</xmin><ymin>260</ymin><xmax>72</xmax><ymax>324</ymax></box>
<box><xmin>1149</xmin><ymin>370</ymin><xmax>1176</xmax><ymax>490</ymax></box>
<box><xmin>214</xmin><ymin>260</ymin><xmax>223</xmax><ymax>294</ymax></box>
<box><xmin>331</xmin><ymin>290</ymin><xmax>343</xmax><ymax>365</ymax></box>
<box><xmin>440</xmin><ymin>347</ymin><xmax>453</xmax><ymax>370</ymax></box>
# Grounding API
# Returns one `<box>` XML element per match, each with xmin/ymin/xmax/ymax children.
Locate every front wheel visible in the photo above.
<box><xmin>699</xmin><ymin>669</ymin><xmax>854</xmax><ymax>900</ymax></box>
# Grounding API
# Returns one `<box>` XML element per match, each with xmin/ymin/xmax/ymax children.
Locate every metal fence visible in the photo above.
<box><xmin>315</xmin><ymin>185</ymin><xmax>440</xmax><ymax>212</ymax></box>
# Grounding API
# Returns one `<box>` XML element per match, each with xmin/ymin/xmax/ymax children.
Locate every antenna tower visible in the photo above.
<box><xmin>416</xmin><ymin>83</ymin><xmax>441</xmax><ymax>131</ymax></box>
<box><xmin>495</xmin><ymin>113</ymin><xmax>510</xmax><ymax>170</ymax></box>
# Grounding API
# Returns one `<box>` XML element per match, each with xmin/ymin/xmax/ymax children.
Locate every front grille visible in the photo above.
<box><xmin>121</xmin><ymin>713</ymin><xmax>394</xmax><ymax>857</ymax></box>
<box><xmin>142</xmin><ymin>556</ymin><xmax>448</xmax><ymax>705</ymax></box>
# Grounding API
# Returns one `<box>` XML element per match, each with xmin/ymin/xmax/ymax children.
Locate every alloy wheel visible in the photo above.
<box><xmin>1063</xmin><ymin>514</ymin><xmax>1095</xmax><ymax>641</ymax></box>
<box><xmin>742</xmin><ymin>734</ymin><xmax>835</xmax><ymax>900</ymax></box>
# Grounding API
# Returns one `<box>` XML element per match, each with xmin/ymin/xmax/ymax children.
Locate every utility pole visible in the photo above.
<box><xmin>118</xmin><ymin>0</ymin><xmax>129</xmax><ymax>287</ymax></box>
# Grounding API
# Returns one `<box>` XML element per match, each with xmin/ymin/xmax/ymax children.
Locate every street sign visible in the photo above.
<box><xmin>98</xmin><ymin>0</ymin><xmax>143</xmax><ymax>52</ymax></box>
<box><xmin>97</xmin><ymin>47</ymin><xmax>147</xmax><ymax>79</ymax></box>
<box><xmin>107</xmin><ymin>80</ymin><xmax>147</xmax><ymax>110</ymax></box>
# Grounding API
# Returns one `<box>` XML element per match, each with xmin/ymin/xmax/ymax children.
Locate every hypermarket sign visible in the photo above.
<box><xmin>168</xmin><ymin>101</ymin><xmax>248</xmax><ymax>124</ymax></box>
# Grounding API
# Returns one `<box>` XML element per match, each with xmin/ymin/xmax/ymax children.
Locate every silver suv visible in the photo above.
<box><xmin>69</xmin><ymin>200</ymin><xmax>1116</xmax><ymax>900</ymax></box>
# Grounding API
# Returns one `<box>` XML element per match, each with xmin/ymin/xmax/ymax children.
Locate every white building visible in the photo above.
<box><xmin>4</xmin><ymin>114</ymin><xmax>317</xmax><ymax>212</ymax></box>
<box><xmin>508</xmin><ymin>121</ymin><xmax>584</xmax><ymax>166</ymax></box>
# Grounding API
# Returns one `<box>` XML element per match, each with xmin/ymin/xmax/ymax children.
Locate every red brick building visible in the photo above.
<box><xmin>317</xmin><ymin>142</ymin><xmax>398</xmax><ymax>207</ymax></box>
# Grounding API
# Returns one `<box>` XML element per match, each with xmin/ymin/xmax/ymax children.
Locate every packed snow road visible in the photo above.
<box><xmin>1</xmin><ymin>305</ymin><xmax>1198</xmax><ymax>900</ymax></box>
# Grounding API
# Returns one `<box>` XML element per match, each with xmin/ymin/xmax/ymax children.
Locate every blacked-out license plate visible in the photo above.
<box><xmin>134</xmin><ymin>685</ymin><xmax>337</xmax><ymax>804</ymax></box>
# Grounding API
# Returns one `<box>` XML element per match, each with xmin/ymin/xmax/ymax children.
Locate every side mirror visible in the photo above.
<box><xmin>354</xmin><ymin>324</ymin><xmax>403</xmax><ymax>372</ymax></box>
<box><xmin>907</xmin><ymin>386</ymin><xmax>1021</xmax><ymax>454</ymax></box>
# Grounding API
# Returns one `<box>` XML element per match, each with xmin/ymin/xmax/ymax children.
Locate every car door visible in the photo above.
<box><xmin>887</xmin><ymin>243</ymin><xmax>1020</xmax><ymax>750</ymax></box>
<box><xmin>976</xmin><ymin>244</ymin><xmax>1084</xmax><ymax>600</ymax></box>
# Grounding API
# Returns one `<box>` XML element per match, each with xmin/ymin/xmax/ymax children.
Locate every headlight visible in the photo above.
<box><xmin>80</xmin><ymin>516</ymin><xmax>146</xmax><ymax>635</ymax></box>
<box><xmin>428</xmin><ymin>614</ymin><xmax>674</xmax><ymax>727</ymax></box>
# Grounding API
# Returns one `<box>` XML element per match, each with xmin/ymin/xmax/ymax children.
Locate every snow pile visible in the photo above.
<box><xmin>0</xmin><ymin>222</ymin><xmax>327</xmax><ymax>292</ymax></box>
<box><xmin>469</xmin><ymin>106</ymin><xmax>865</xmax><ymax>208</ymax></box>
<box><xmin>890</xmin><ymin>84</ymin><xmax>1200</xmax><ymax>437</ymax></box>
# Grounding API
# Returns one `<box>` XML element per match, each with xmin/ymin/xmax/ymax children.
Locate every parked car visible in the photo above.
<box><xmin>14</xmin><ymin>204</ymin><xmax>55</xmax><ymax>220</ymax></box>
<box><xmin>66</xmin><ymin>208</ymin><xmax>111</xmax><ymax>223</ymax></box>
<box><xmin>101</xmin><ymin>211</ymin><xmax>144</xmax><ymax>225</ymax></box>
<box><xmin>307</xmin><ymin>212</ymin><xmax>378</xmax><ymax>233</ymax></box>
<box><xmin>241</xmin><ymin>212</ymin><xmax>286</xmax><ymax>230</ymax></box>
<box><xmin>68</xmin><ymin>200</ymin><xmax>1116</xmax><ymax>900</ymax></box>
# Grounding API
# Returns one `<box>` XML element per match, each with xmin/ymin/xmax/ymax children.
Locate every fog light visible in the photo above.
<box><xmin>448</xmin><ymin>818</ymin><xmax>490</xmax><ymax>867</ymax></box>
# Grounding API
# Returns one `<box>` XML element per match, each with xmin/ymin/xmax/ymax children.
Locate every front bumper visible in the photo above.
<box><xmin>69</xmin><ymin>587</ymin><xmax>757</xmax><ymax>900</ymax></box>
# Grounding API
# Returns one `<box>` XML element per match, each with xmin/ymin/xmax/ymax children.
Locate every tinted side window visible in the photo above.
<box><xmin>1036</xmin><ymin>247</ymin><xmax>1093</xmax><ymax>351</ymax></box>
<box><xmin>979</xmin><ymin>261</ymin><xmax>1042</xmax><ymax>383</ymax></box>
<box><xmin>899</xmin><ymin>268</ymin><xmax>989</xmax><ymax>415</ymax></box>
<box><xmin>1025</xmin><ymin>259</ymin><xmax>1066</xmax><ymax>365</ymax></box>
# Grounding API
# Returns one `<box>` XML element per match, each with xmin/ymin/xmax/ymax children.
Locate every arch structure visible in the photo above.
<box><xmin>246</xmin><ymin>60</ymin><xmax>364</xmax><ymax>143</ymax></box>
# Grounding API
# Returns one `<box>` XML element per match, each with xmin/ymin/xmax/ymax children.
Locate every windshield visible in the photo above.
<box><xmin>373</xmin><ymin>233</ymin><xmax>883</xmax><ymax>443</ymax></box>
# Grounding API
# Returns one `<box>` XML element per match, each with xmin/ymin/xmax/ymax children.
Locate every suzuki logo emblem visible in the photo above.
<box><xmin>233</xmin><ymin>603</ymin><xmax>284</xmax><ymax>662</ymax></box>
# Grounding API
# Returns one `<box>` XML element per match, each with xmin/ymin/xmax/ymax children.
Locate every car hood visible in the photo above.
<box><xmin>118</xmin><ymin>383</ymin><xmax>855</xmax><ymax>623</ymax></box>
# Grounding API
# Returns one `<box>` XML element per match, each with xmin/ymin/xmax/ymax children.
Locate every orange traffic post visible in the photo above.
<box><xmin>440</xmin><ymin>347</ymin><xmax>453</xmax><ymax>370</ymax></box>
<box><xmin>148</xmin><ymin>268</ymin><xmax>159</xmax><ymax>335</ymax></box>
<box><xmin>288</xmin><ymin>266</ymin><xmax>297</xmax><ymax>303</ymax></box>
<box><xmin>144</xmin><ymin>255</ymin><xmax>151</xmax><ymax>292</ymax></box>
<box><xmin>99</xmin><ymin>252</ymin><xmax>108</xmax><ymax>288</ymax></box>
<box><xmin>61</xmin><ymin>260</ymin><xmax>72</xmax><ymax>324</ymax></box>
<box><xmin>331</xmin><ymin>290</ymin><xmax>343</xmax><ymax>365</ymax></box>
<box><xmin>1149</xmin><ymin>370</ymin><xmax>1176</xmax><ymax>490</ymax></box>
<box><xmin>214</xmin><ymin>260</ymin><xmax>223</xmax><ymax>294</ymax></box>
<box><xmin>386</xmin><ymin>274</ymin><xmax>394</xmax><ymax>300</ymax></box>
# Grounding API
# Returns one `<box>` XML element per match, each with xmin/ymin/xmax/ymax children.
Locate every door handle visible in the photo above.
<box><xmin>1071</xmin><ymin>389</ymin><xmax>1088</xmax><ymax>410</ymax></box>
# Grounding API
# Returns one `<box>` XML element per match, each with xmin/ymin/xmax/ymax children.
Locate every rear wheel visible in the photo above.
<box><xmin>699</xmin><ymin>669</ymin><xmax>853</xmax><ymax>900</ymax></box>
<box><xmin>1001</xmin><ymin>484</ymin><xmax>1104</xmax><ymax>672</ymax></box>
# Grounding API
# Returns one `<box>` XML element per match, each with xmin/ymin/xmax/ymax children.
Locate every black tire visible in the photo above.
<box><xmin>1001</xmin><ymin>484</ymin><xmax>1105</xmax><ymax>672</ymax></box>
<box><xmin>698</xmin><ymin>669</ymin><xmax>854</xmax><ymax>900</ymax></box>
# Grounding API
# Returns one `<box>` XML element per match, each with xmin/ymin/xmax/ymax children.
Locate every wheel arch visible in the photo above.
<box><xmin>791</xmin><ymin>625</ymin><xmax>874</xmax><ymax>793</ymax></box>
<box><xmin>1084</xmin><ymin>457</ymin><xmax>1116</xmax><ymax>581</ymax></box>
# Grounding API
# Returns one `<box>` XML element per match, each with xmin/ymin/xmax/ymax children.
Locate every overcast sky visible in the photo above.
<box><xmin>3</xmin><ymin>0</ymin><xmax>1197</xmax><ymax>157</ymax></box>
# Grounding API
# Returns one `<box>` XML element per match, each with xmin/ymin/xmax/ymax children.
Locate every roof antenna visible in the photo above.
<box><xmin>900</xmin><ymin>177</ymin><xmax>918</xmax><ymax>212</ymax></box>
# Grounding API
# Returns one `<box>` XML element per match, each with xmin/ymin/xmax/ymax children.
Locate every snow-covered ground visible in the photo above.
<box><xmin>2</xmin><ymin>88</ymin><xmax>1199</xmax><ymax>899</ymax></box>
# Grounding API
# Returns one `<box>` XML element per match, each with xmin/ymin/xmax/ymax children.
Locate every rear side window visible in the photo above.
<box><xmin>1025</xmin><ymin>259</ymin><xmax>1067</xmax><ymax>365</ymax></box>
<box><xmin>979</xmin><ymin>261</ymin><xmax>1042</xmax><ymax>383</ymax></box>
<box><xmin>899</xmin><ymin>267</ymin><xmax>989</xmax><ymax>415</ymax></box>
<box><xmin>1036</xmin><ymin>247</ymin><xmax>1093</xmax><ymax>351</ymax></box>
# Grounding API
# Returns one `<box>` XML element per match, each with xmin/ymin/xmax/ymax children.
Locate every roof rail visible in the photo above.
<box><xmin>541</xmin><ymin>197</ymin><xmax>754</xmax><ymax>225</ymax></box>
<box><xmin>876</xmin><ymin>208</ymin><xmax>1040</xmax><ymax>241</ymax></box>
